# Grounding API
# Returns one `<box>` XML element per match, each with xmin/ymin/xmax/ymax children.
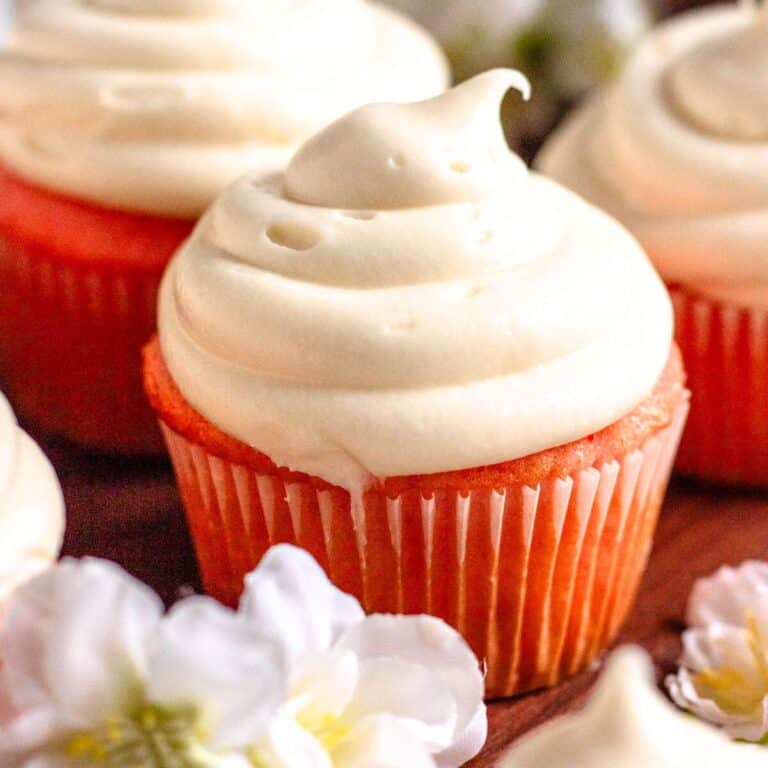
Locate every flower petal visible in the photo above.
<box><xmin>240</xmin><ymin>546</ymin><xmax>364</xmax><ymax>668</ymax></box>
<box><xmin>342</xmin><ymin>657</ymin><xmax>457</xmax><ymax>753</ymax></box>
<box><xmin>12</xmin><ymin>755</ymin><xmax>72</xmax><ymax>768</ymax></box>
<box><xmin>293</xmin><ymin>650</ymin><xmax>359</xmax><ymax>732</ymax></box>
<box><xmin>434</xmin><ymin>704</ymin><xmax>488</xmax><ymax>768</ymax></box>
<box><xmin>0</xmin><ymin>707</ymin><xmax>65</xmax><ymax>766</ymax></box>
<box><xmin>337</xmin><ymin>614</ymin><xmax>485</xmax><ymax>760</ymax></box>
<box><xmin>146</xmin><ymin>595</ymin><xmax>287</xmax><ymax>750</ymax></box>
<box><xmin>252</xmin><ymin>712</ymin><xmax>332</xmax><ymax>768</ymax></box>
<box><xmin>1</xmin><ymin>558</ymin><xmax>162</xmax><ymax>726</ymax></box>
<box><xmin>688</xmin><ymin>561</ymin><xmax>768</xmax><ymax>629</ymax></box>
<box><xmin>334</xmin><ymin>715</ymin><xmax>436</xmax><ymax>768</ymax></box>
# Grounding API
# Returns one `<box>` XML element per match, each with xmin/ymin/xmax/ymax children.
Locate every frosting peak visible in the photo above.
<box><xmin>0</xmin><ymin>0</ymin><xmax>448</xmax><ymax>217</ymax></box>
<box><xmin>284</xmin><ymin>69</ymin><xmax>531</xmax><ymax>210</ymax></box>
<box><xmin>159</xmin><ymin>72</ymin><xmax>672</xmax><ymax>492</ymax></box>
<box><xmin>500</xmin><ymin>647</ymin><xmax>768</xmax><ymax>767</ymax></box>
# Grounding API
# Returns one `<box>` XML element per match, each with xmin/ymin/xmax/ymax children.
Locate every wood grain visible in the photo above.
<box><xmin>39</xmin><ymin>429</ymin><xmax>768</xmax><ymax>767</ymax></box>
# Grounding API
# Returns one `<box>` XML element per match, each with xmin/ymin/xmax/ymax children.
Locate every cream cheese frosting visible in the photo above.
<box><xmin>0</xmin><ymin>393</ymin><xmax>64</xmax><ymax>608</ymax></box>
<box><xmin>500</xmin><ymin>647</ymin><xmax>768</xmax><ymax>768</ymax></box>
<box><xmin>0</xmin><ymin>0</ymin><xmax>448</xmax><ymax>218</ymax></box>
<box><xmin>538</xmin><ymin>2</ymin><xmax>768</xmax><ymax>308</ymax></box>
<box><xmin>158</xmin><ymin>70</ymin><xmax>673</xmax><ymax>492</ymax></box>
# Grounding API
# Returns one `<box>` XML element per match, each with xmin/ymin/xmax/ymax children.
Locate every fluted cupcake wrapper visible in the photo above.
<box><xmin>672</xmin><ymin>288</ymin><xmax>768</xmax><ymax>487</ymax></box>
<box><xmin>0</xmin><ymin>236</ymin><xmax>164</xmax><ymax>454</ymax></box>
<box><xmin>160</xmin><ymin>398</ymin><xmax>688</xmax><ymax>698</ymax></box>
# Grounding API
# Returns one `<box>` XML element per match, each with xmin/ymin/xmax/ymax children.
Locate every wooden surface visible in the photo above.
<box><xmin>40</xmin><ymin>428</ymin><xmax>768</xmax><ymax>767</ymax></box>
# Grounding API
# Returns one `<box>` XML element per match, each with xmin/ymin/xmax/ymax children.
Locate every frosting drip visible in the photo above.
<box><xmin>0</xmin><ymin>394</ymin><xmax>64</xmax><ymax>607</ymax></box>
<box><xmin>159</xmin><ymin>71</ymin><xmax>673</xmax><ymax>491</ymax></box>
<box><xmin>500</xmin><ymin>647</ymin><xmax>767</xmax><ymax>767</ymax></box>
<box><xmin>0</xmin><ymin>0</ymin><xmax>448</xmax><ymax>217</ymax></box>
<box><xmin>538</xmin><ymin>4</ymin><xmax>768</xmax><ymax>307</ymax></box>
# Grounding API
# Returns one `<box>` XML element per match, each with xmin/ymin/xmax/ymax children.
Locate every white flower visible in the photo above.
<box><xmin>0</xmin><ymin>558</ymin><xmax>286</xmax><ymax>768</ymax></box>
<box><xmin>666</xmin><ymin>561</ymin><xmax>768</xmax><ymax>743</ymax></box>
<box><xmin>686</xmin><ymin>561</ymin><xmax>768</xmax><ymax>629</ymax></box>
<box><xmin>243</xmin><ymin>546</ymin><xmax>487</xmax><ymax>768</ymax></box>
<box><xmin>0</xmin><ymin>547</ymin><xmax>487</xmax><ymax>768</ymax></box>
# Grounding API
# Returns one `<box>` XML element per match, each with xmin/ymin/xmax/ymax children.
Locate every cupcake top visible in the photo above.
<box><xmin>500</xmin><ymin>647</ymin><xmax>767</xmax><ymax>768</ymax></box>
<box><xmin>159</xmin><ymin>70</ymin><xmax>673</xmax><ymax>492</ymax></box>
<box><xmin>0</xmin><ymin>394</ymin><xmax>64</xmax><ymax>608</ymax></box>
<box><xmin>538</xmin><ymin>2</ymin><xmax>768</xmax><ymax>308</ymax></box>
<box><xmin>0</xmin><ymin>0</ymin><xmax>448</xmax><ymax>218</ymax></box>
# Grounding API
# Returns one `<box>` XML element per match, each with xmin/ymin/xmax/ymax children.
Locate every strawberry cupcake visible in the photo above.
<box><xmin>145</xmin><ymin>71</ymin><xmax>688</xmax><ymax>697</ymax></box>
<box><xmin>0</xmin><ymin>392</ymin><xmax>64</xmax><ymax>613</ymax></box>
<box><xmin>538</xmin><ymin>3</ymin><xmax>768</xmax><ymax>487</ymax></box>
<box><xmin>0</xmin><ymin>0</ymin><xmax>448</xmax><ymax>454</ymax></box>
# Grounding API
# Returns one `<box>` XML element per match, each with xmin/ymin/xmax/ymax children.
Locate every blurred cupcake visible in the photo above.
<box><xmin>0</xmin><ymin>392</ymin><xmax>64</xmax><ymax>613</ymax></box>
<box><xmin>144</xmin><ymin>71</ymin><xmax>688</xmax><ymax>697</ymax></box>
<box><xmin>0</xmin><ymin>0</ymin><xmax>448</xmax><ymax>454</ymax></box>
<box><xmin>539</xmin><ymin>2</ymin><xmax>768</xmax><ymax>486</ymax></box>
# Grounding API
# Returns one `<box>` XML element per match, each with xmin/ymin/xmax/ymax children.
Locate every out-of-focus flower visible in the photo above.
<box><xmin>666</xmin><ymin>561</ymin><xmax>768</xmax><ymax>743</ymax></box>
<box><xmin>243</xmin><ymin>546</ymin><xmax>487</xmax><ymax>768</ymax></box>
<box><xmin>0</xmin><ymin>546</ymin><xmax>486</xmax><ymax>767</ymax></box>
<box><xmin>0</xmin><ymin>558</ymin><xmax>286</xmax><ymax>768</ymax></box>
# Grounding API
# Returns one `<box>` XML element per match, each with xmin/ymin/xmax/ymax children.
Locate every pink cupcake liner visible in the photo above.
<box><xmin>160</xmin><ymin>397</ymin><xmax>688</xmax><ymax>698</ymax></box>
<box><xmin>0</xmin><ymin>237</ymin><xmax>163</xmax><ymax>454</ymax></box>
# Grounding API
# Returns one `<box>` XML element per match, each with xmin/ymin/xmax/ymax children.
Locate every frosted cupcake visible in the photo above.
<box><xmin>538</xmin><ymin>2</ymin><xmax>768</xmax><ymax>486</ymax></box>
<box><xmin>0</xmin><ymin>0</ymin><xmax>448</xmax><ymax>454</ymax></box>
<box><xmin>0</xmin><ymin>393</ymin><xmax>64</xmax><ymax>612</ymax></box>
<box><xmin>144</xmin><ymin>71</ymin><xmax>688</xmax><ymax>697</ymax></box>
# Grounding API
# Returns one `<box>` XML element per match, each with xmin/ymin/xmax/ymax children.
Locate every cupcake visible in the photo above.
<box><xmin>538</xmin><ymin>3</ymin><xmax>768</xmax><ymax>486</ymax></box>
<box><xmin>500</xmin><ymin>647</ymin><xmax>767</xmax><ymax>767</ymax></box>
<box><xmin>0</xmin><ymin>0</ymin><xmax>448</xmax><ymax>454</ymax></box>
<box><xmin>144</xmin><ymin>71</ymin><xmax>688</xmax><ymax>697</ymax></box>
<box><xmin>0</xmin><ymin>392</ymin><xmax>64</xmax><ymax>612</ymax></box>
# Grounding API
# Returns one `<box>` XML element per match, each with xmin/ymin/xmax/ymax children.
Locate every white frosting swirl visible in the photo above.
<box><xmin>538</xmin><ymin>3</ymin><xmax>768</xmax><ymax>308</ymax></box>
<box><xmin>159</xmin><ymin>71</ymin><xmax>673</xmax><ymax>491</ymax></box>
<box><xmin>0</xmin><ymin>0</ymin><xmax>448</xmax><ymax>217</ymax></box>
<box><xmin>0</xmin><ymin>393</ymin><xmax>64</xmax><ymax>608</ymax></box>
<box><xmin>500</xmin><ymin>647</ymin><xmax>767</xmax><ymax>768</ymax></box>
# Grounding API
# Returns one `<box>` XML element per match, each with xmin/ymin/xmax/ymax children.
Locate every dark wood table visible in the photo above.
<box><xmin>41</xmin><ymin>429</ymin><xmax>768</xmax><ymax>767</ymax></box>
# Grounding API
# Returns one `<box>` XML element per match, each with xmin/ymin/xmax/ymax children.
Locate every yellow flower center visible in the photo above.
<box><xmin>248</xmin><ymin>709</ymin><xmax>352</xmax><ymax>767</ymax></box>
<box><xmin>310</xmin><ymin>713</ymin><xmax>352</xmax><ymax>753</ymax></box>
<box><xmin>693</xmin><ymin>613</ymin><xmax>768</xmax><ymax>719</ymax></box>
<box><xmin>64</xmin><ymin>704</ymin><xmax>212</xmax><ymax>768</ymax></box>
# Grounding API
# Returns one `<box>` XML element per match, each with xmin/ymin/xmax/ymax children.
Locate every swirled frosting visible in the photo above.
<box><xmin>500</xmin><ymin>647</ymin><xmax>767</xmax><ymax>768</ymax></box>
<box><xmin>159</xmin><ymin>70</ymin><xmax>673</xmax><ymax>492</ymax></box>
<box><xmin>0</xmin><ymin>394</ymin><xmax>64</xmax><ymax>608</ymax></box>
<box><xmin>0</xmin><ymin>0</ymin><xmax>448</xmax><ymax>218</ymax></box>
<box><xmin>538</xmin><ymin>3</ymin><xmax>768</xmax><ymax>308</ymax></box>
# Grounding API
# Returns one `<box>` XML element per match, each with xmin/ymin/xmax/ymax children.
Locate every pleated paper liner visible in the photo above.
<box><xmin>160</xmin><ymin>397</ymin><xmax>688</xmax><ymax>699</ymax></box>
<box><xmin>0</xmin><ymin>168</ymin><xmax>192</xmax><ymax>454</ymax></box>
<box><xmin>672</xmin><ymin>287</ymin><xmax>768</xmax><ymax>487</ymax></box>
